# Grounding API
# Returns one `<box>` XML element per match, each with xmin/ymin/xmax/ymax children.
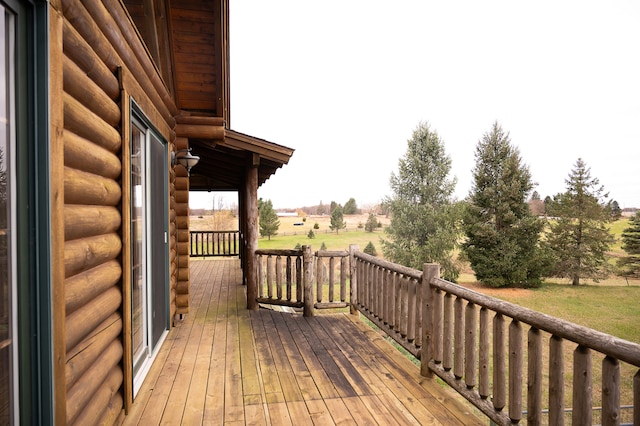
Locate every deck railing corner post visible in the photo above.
<box><xmin>420</xmin><ymin>263</ymin><xmax>439</xmax><ymax>378</ymax></box>
<box><xmin>349</xmin><ymin>244</ymin><xmax>359</xmax><ymax>315</ymax></box>
<box><xmin>302</xmin><ymin>245</ymin><xmax>314</xmax><ymax>317</ymax></box>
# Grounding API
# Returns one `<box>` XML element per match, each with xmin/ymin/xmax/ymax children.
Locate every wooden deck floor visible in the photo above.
<box><xmin>122</xmin><ymin>258</ymin><xmax>483</xmax><ymax>425</ymax></box>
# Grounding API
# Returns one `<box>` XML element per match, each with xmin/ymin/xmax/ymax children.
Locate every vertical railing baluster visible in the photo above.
<box><xmin>465</xmin><ymin>302</ymin><xmax>477</xmax><ymax>390</ymax></box>
<box><xmin>400</xmin><ymin>276</ymin><xmax>408</xmax><ymax>338</ymax></box>
<box><xmin>528</xmin><ymin>327</ymin><xmax>542</xmax><ymax>425</ymax></box>
<box><xmin>266</xmin><ymin>255</ymin><xmax>273</xmax><ymax>299</ymax></box>
<box><xmin>634</xmin><ymin>370</ymin><xmax>640</xmax><ymax>426</ymax></box>
<box><xmin>549</xmin><ymin>335</ymin><xmax>564</xmax><ymax>426</ymax></box>
<box><xmin>383</xmin><ymin>269</ymin><xmax>390</xmax><ymax>324</ymax></box>
<box><xmin>393</xmin><ymin>272</ymin><xmax>400</xmax><ymax>330</ymax></box>
<box><xmin>275</xmin><ymin>255</ymin><xmax>283</xmax><ymax>300</ymax></box>
<box><xmin>443</xmin><ymin>293</ymin><xmax>453</xmax><ymax>371</ymax></box>
<box><xmin>416</xmin><ymin>277</ymin><xmax>423</xmax><ymax>349</ymax></box>
<box><xmin>296</xmin><ymin>255</ymin><xmax>302</xmax><ymax>303</ymax></box>
<box><xmin>572</xmin><ymin>345</ymin><xmax>592</xmax><ymax>426</ymax></box>
<box><xmin>433</xmin><ymin>289</ymin><xmax>444</xmax><ymax>364</ymax></box>
<box><xmin>286</xmin><ymin>256</ymin><xmax>292</xmax><ymax>301</ymax></box>
<box><xmin>509</xmin><ymin>319</ymin><xmax>523</xmax><ymax>423</ymax></box>
<box><xmin>478</xmin><ymin>307</ymin><xmax>490</xmax><ymax>399</ymax></box>
<box><xmin>453</xmin><ymin>297</ymin><xmax>464</xmax><ymax>380</ymax></box>
<box><xmin>407</xmin><ymin>278</ymin><xmax>416</xmax><ymax>342</ymax></box>
<box><xmin>329</xmin><ymin>256</ymin><xmax>335</xmax><ymax>302</ymax></box>
<box><xmin>340</xmin><ymin>256</ymin><xmax>347</xmax><ymax>302</ymax></box>
<box><xmin>257</xmin><ymin>254</ymin><xmax>264</xmax><ymax>298</ymax></box>
<box><xmin>601</xmin><ymin>356</ymin><xmax>620</xmax><ymax>426</ymax></box>
<box><xmin>316</xmin><ymin>256</ymin><xmax>323</xmax><ymax>304</ymax></box>
<box><xmin>493</xmin><ymin>313</ymin><xmax>506</xmax><ymax>412</ymax></box>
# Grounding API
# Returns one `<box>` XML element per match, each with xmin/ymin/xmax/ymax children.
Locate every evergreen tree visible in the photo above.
<box><xmin>381</xmin><ymin>122</ymin><xmax>461</xmax><ymax>281</ymax></box>
<box><xmin>343</xmin><ymin>197</ymin><xmax>358</xmax><ymax>214</ymax></box>
<box><xmin>546</xmin><ymin>158</ymin><xmax>614</xmax><ymax>285</ymax></box>
<box><xmin>462</xmin><ymin>122</ymin><xmax>548</xmax><ymax>288</ymax></box>
<box><xmin>329</xmin><ymin>205</ymin><xmax>346</xmax><ymax>234</ymax></box>
<box><xmin>364</xmin><ymin>213</ymin><xmax>378</xmax><ymax>232</ymax></box>
<box><xmin>307</xmin><ymin>229</ymin><xmax>315</xmax><ymax>239</ymax></box>
<box><xmin>258</xmin><ymin>199</ymin><xmax>280</xmax><ymax>240</ymax></box>
<box><xmin>363</xmin><ymin>241</ymin><xmax>377</xmax><ymax>256</ymax></box>
<box><xmin>618</xmin><ymin>211</ymin><xmax>640</xmax><ymax>278</ymax></box>
<box><xmin>608</xmin><ymin>200</ymin><xmax>622</xmax><ymax>220</ymax></box>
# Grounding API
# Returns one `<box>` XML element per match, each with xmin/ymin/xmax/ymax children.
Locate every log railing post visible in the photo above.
<box><xmin>601</xmin><ymin>356</ymin><xmax>620</xmax><ymax>426</ymax></box>
<box><xmin>421</xmin><ymin>263</ymin><xmax>439</xmax><ymax>377</ymax></box>
<box><xmin>549</xmin><ymin>335</ymin><xmax>564</xmax><ymax>426</ymax></box>
<box><xmin>303</xmin><ymin>245</ymin><xmax>314</xmax><ymax>317</ymax></box>
<box><xmin>634</xmin><ymin>370</ymin><xmax>640</xmax><ymax>426</ymax></box>
<box><xmin>572</xmin><ymin>345</ymin><xmax>592</xmax><ymax>426</ymax></box>
<box><xmin>527</xmin><ymin>327</ymin><xmax>542</xmax><ymax>425</ymax></box>
<box><xmin>349</xmin><ymin>245</ymin><xmax>358</xmax><ymax>315</ymax></box>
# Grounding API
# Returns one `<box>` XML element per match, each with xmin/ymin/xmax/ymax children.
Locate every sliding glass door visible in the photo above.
<box><xmin>131</xmin><ymin>106</ymin><xmax>169</xmax><ymax>395</ymax></box>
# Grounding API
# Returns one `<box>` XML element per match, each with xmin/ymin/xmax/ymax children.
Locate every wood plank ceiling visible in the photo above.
<box><xmin>123</xmin><ymin>0</ymin><xmax>292</xmax><ymax>191</ymax></box>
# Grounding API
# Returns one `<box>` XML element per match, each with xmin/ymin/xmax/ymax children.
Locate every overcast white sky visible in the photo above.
<box><xmin>192</xmin><ymin>1</ymin><xmax>640</xmax><ymax>210</ymax></box>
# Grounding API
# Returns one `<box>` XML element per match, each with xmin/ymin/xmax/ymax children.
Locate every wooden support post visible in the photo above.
<box><xmin>303</xmin><ymin>245</ymin><xmax>314</xmax><ymax>317</ymax></box>
<box><xmin>245</xmin><ymin>157</ymin><xmax>259</xmax><ymax>310</ymax></box>
<box><xmin>421</xmin><ymin>263</ymin><xmax>439</xmax><ymax>377</ymax></box>
<box><xmin>349</xmin><ymin>245</ymin><xmax>358</xmax><ymax>315</ymax></box>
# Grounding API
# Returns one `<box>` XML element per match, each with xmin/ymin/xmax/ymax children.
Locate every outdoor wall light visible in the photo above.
<box><xmin>171</xmin><ymin>148</ymin><xmax>200</xmax><ymax>176</ymax></box>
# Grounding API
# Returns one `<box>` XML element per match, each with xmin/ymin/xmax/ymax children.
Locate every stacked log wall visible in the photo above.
<box><xmin>175</xmin><ymin>136</ymin><xmax>191</xmax><ymax>314</ymax></box>
<box><xmin>56</xmin><ymin>0</ymin><xmax>178</xmax><ymax>423</ymax></box>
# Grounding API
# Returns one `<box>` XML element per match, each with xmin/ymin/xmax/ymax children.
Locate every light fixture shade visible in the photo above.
<box><xmin>178</xmin><ymin>152</ymin><xmax>200</xmax><ymax>170</ymax></box>
<box><xmin>173</xmin><ymin>149</ymin><xmax>200</xmax><ymax>175</ymax></box>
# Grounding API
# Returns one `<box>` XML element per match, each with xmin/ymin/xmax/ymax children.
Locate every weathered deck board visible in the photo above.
<box><xmin>122</xmin><ymin>258</ymin><xmax>483</xmax><ymax>425</ymax></box>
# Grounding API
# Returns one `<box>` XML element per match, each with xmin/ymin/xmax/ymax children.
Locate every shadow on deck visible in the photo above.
<box><xmin>123</xmin><ymin>258</ymin><xmax>484</xmax><ymax>425</ymax></box>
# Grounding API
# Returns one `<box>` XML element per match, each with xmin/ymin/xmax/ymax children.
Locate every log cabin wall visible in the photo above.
<box><xmin>53</xmin><ymin>0</ymin><xmax>178</xmax><ymax>423</ymax></box>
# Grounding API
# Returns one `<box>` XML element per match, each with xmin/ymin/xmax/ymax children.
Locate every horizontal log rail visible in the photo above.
<box><xmin>190</xmin><ymin>230</ymin><xmax>239</xmax><ymax>257</ymax></box>
<box><xmin>252</xmin><ymin>247</ymin><xmax>640</xmax><ymax>425</ymax></box>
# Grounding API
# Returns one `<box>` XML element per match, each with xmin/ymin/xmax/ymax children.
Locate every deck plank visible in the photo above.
<box><xmin>122</xmin><ymin>259</ymin><xmax>484</xmax><ymax>425</ymax></box>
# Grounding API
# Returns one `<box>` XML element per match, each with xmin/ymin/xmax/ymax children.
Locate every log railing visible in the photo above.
<box><xmin>255</xmin><ymin>246</ymin><xmax>350</xmax><ymax>316</ymax></box>
<box><xmin>252</xmin><ymin>247</ymin><xmax>640</xmax><ymax>425</ymax></box>
<box><xmin>190</xmin><ymin>230</ymin><xmax>239</xmax><ymax>257</ymax></box>
<box><xmin>351</xmin><ymin>250</ymin><xmax>424</xmax><ymax>359</ymax></box>
<box><xmin>421</xmin><ymin>263</ymin><xmax>640</xmax><ymax>426</ymax></box>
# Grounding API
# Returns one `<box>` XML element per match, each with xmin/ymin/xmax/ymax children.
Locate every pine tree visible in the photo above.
<box><xmin>329</xmin><ymin>205</ymin><xmax>346</xmax><ymax>234</ymax></box>
<box><xmin>608</xmin><ymin>200</ymin><xmax>622</xmax><ymax>220</ymax></box>
<box><xmin>343</xmin><ymin>198</ymin><xmax>358</xmax><ymax>214</ymax></box>
<box><xmin>462</xmin><ymin>122</ymin><xmax>548</xmax><ymax>288</ymax></box>
<box><xmin>546</xmin><ymin>158</ymin><xmax>614</xmax><ymax>285</ymax></box>
<box><xmin>381</xmin><ymin>122</ymin><xmax>461</xmax><ymax>281</ymax></box>
<box><xmin>618</xmin><ymin>212</ymin><xmax>640</xmax><ymax>278</ymax></box>
<box><xmin>258</xmin><ymin>199</ymin><xmax>280</xmax><ymax>240</ymax></box>
<box><xmin>364</xmin><ymin>213</ymin><xmax>378</xmax><ymax>232</ymax></box>
<box><xmin>363</xmin><ymin>241</ymin><xmax>377</xmax><ymax>256</ymax></box>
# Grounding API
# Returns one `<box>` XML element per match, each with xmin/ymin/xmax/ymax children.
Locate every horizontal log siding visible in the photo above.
<box><xmin>58</xmin><ymin>0</ymin><xmax>177</xmax><ymax>423</ymax></box>
<box><xmin>174</xmin><ymin>138</ymin><xmax>190</xmax><ymax>314</ymax></box>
